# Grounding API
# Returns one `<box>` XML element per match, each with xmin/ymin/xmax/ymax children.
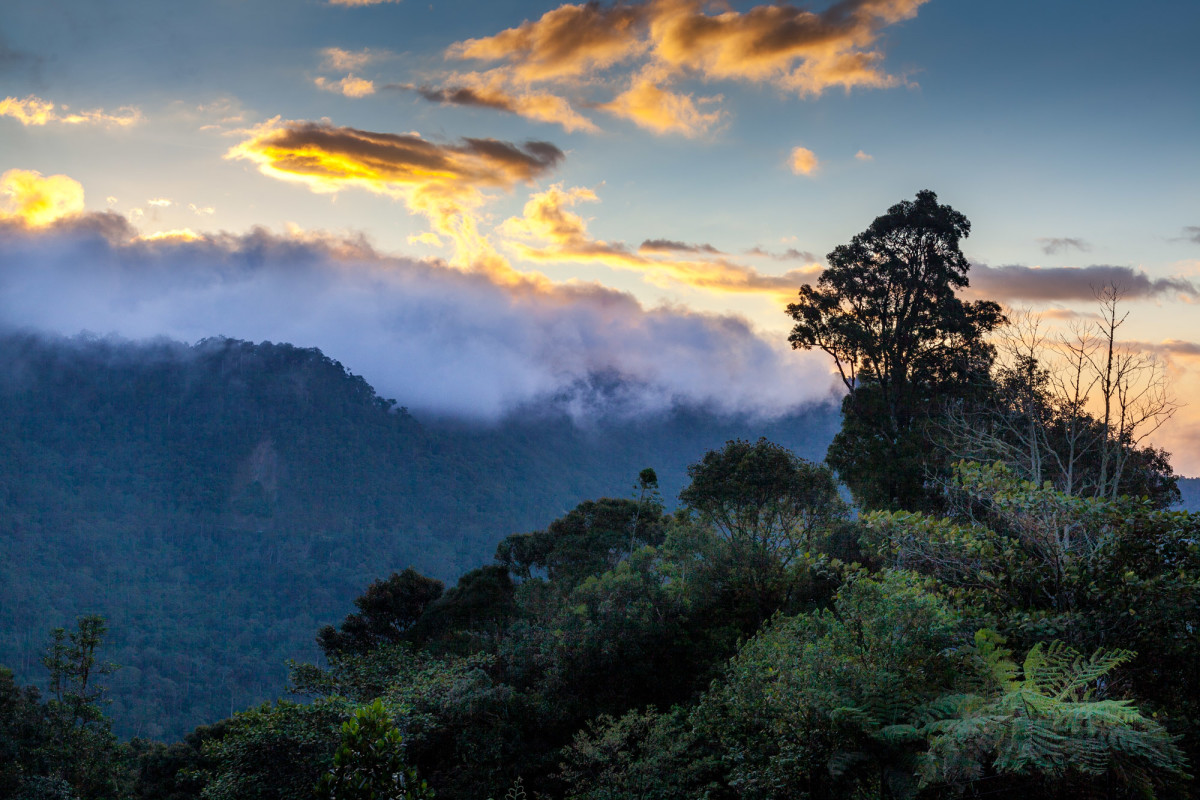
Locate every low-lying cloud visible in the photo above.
<box><xmin>0</xmin><ymin>215</ymin><xmax>835</xmax><ymax>421</ymax></box>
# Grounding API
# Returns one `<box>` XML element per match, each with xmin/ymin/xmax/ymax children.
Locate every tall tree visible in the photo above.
<box><xmin>680</xmin><ymin>438</ymin><xmax>846</xmax><ymax>619</ymax></box>
<box><xmin>787</xmin><ymin>190</ymin><xmax>1004</xmax><ymax>510</ymax></box>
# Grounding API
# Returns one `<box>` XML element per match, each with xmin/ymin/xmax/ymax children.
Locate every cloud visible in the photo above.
<box><xmin>314</xmin><ymin>75</ymin><xmax>377</xmax><ymax>97</ymax></box>
<box><xmin>0</xmin><ymin>95</ymin><xmax>141</xmax><ymax>127</ymax></box>
<box><xmin>427</xmin><ymin>0</ymin><xmax>926</xmax><ymax>133</ymax></box>
<box><xmin>147</xmin><ymin>198</ymin><xmax>173</xmax><ymax>208</ymax></box>
<box><xmin>404</xmin><ymin>76</ymin><xmax>598</xmax><ymax>132</ymax></box>
<box><xmin>227</xmin><ymin>118</ymin><xmax>565</xmax><ymax>279</ymax></box>
<box><xmin>227</xmin><ymin>118</ymin><xmax>563</xmax><ymax>201</ymax></box>
<box><xmin>320</xmin><ymin>47</ymin><xmax>377</xmax><ymax>72</ymax></box>
<box><xmin>328</xmin><ymin>0</ymin><xmax>401</xmax><ymax>6</ymax></box>
<box><xmin>789</xmin><ymin>146</ymin><xmax>819</xmax><ymax>176</ymax></box>
<box><xmin>855</xmin><ymin>150</ymin><xmax>873</xmax><ymax>161</ymax></box>
<box><xmin>1037</xmin><ymin>237</ymin><xmax>1090</xmax><ymax>255</ymax></box>
<box><xmin>188</xmin><ymin>204</ymin><xmax>215</xmax><ymax>216</ymax></box>
<box><xmin>1183</xmin><ymin>226</ymin><xmax>1200</xmax><ymax>245</ymax></box>
<box><xmin>0</xmin><ymin>217</ymin><xmax>836</xmax><ymax>420</ymax></box>
<box><xmin>968</xmin><ymin>263</ymin><xmax>1200</xmax><ymax>302</ymax></box>
<box><xmin>745</xmin><ymin>246</ymin><xmax>819</xmax><ymax>262</ymax></box>
<box><xmin>598</xmin><ymin>68</ymin><xmax>723</xmax><ymax>136</ymax></box>
<box><xmin>447</xmin><ymin>3</ymin><xmax>649</xmax><ymax>82</ymax></box>
<box><xmin>639</xmin><ymin>239</ymin><xmax>721</xmax><ymax>255</ymax></box>
<box><xmin>499</xmin><ymin>184</ymin><xmax>820</xmax><ymax>295</ymax></box>
<box><xmin>0</xmin><ymin>169</ymin><xmax>86</xmax><ymax>228</ymax></box>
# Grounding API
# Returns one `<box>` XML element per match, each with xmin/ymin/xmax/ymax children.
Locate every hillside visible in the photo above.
<box><xmin>0</xmin><ymin>332</ymin><xmax>838</xmax><ymax>740</ymax></box>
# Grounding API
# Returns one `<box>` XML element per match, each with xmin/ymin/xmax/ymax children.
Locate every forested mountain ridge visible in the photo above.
<box><xmin>0</xmin><ymin>331</ymin><xmax>839</xmax><ymax>740</ymax></box>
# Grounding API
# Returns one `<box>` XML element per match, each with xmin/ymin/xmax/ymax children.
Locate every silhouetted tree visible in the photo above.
<box><xmin>318</xmin><ymin>569</ymin><xmax>444</xmax><ymax>658</ymax></box>
<box><xmin>787</xmin><ymin>190</ymin><xmax>1004</xmax><ymax>510</ymax></box>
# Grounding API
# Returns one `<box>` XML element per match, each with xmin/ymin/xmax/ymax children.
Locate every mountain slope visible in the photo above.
<box><xmin>0</xmin><ymin>332</ymin><xmax>838</xmax><ymax>739</ymax></box>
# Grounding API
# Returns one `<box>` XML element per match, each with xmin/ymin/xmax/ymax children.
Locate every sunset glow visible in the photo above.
<box><xmin>2</xmin><ymin>0</ymin><xmax>1199</xmax><ymax>470</ymax></box>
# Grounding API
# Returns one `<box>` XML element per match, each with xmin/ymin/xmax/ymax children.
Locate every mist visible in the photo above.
<box><xmin>0</xmin><ymin>216</ymin><xmax>835</xmax><ymax>420</ymax></box>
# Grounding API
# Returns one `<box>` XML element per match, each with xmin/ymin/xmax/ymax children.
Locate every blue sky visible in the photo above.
<box><xmin>3</xmin><ymin>0</ymin><xmax>1200</xmax><ymax>468</ymax></box>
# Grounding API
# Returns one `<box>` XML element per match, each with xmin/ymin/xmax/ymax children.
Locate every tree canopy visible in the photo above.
<box><xmin>787</xmin><ymin>190</ymin><xmax>1005</xmax><ymax>509</ymax></box>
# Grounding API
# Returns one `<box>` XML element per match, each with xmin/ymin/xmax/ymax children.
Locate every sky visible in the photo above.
<box><xmin>2</xmin><ymin>0</ymin><xmax>1199</xmax><ymax>470</ymax></box>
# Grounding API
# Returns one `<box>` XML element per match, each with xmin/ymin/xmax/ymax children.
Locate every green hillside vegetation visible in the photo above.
<box><xmin>3</xmin><ymin>190</ymin><xmax>1197</xmax><ymax>799</ymax></box>
<box><xmin>0</xmin><ymin>331</ymin><xmax>838</xmax><ymax>740</ymax></box>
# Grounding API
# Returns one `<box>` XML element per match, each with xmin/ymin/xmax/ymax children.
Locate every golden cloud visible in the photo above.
<box><xmin>315</xmin><ymin>74</ymin><xmax>377</xmax><ymax>97</ymax></box>
<box><xmin>789</xmin><ymin>146</ymin><xmax>819</xmax><ymax>176</ymax></box>
<box><xmin>0</xmin><ymin>169</ymin><xmax>86</xmax><ymax>227</ymax></box>
<box><xmin>598</xmin><ymin>68</ymin><xmax>723</xmax><ymax>136</ymax></box>
<box><xmin>429</xmin><ymin>0</ymin><xmax>927</xmax><ymax>134</ymax></box>
<box><xmin>447</xmin><ymin>3</ymin><xmax>648</xmax><ymax>82</ymax></box>
<box><xmin>321</xmin><ymin>47</ymin><xmax>376</xmax><ymax>72</ymax></box>
<box><xmin>499</xmin><ymin>184</ymin><xmax>820</xmax><ymax>295</ymax></box>
<box><xmin>328</xmin><ymin>0</ymin><xmax>400</xmax><ymax>5</ymax></box>
<box><xmin>411</xmin><ymin>72</ymin><xmax>598</xmax><ymax>132</ymax></box>
<box><xmin>227</xmin><ymin>118</ymin><xmax>564</xmax><ymax>282</ymax></box>
<box><xmin>227</xmin><ymin>118</ymin><xmax>563</xmax><ymax>201</ymax></box>
<box><xmin>0</xmin><ymin>95</ymin><xmax>141</xmax><ymax>127</ymax></box>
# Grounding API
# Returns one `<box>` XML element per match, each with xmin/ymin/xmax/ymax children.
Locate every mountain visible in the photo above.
<box><xmin>0</xmin><ymin>331</ymin><xmax>838</xmax><ymax>740</ymax></box>
<box><xmin>1176</xmin><ymin>477</ymin><xmax>1200</xmax><ymax>512</ymax></box>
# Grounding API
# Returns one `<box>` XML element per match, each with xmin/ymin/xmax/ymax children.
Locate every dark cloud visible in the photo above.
<box><xmin>1183</xmin><ymin>226</ymin><xmax>1200</xmax><ymax>244</ymax></box>
<box><xmin>968</xmin><ymin>263</ymin><xmax>1200</xmax><ymax>302</ymax></box>
<box><xmin>412</xmin><ymin>85</ymin><xmax>517</xmax><ymax>112</ymax></box>
<box><xmin>639</xmin><ymin>238</ymin><xmax>722</xmax><ymax>255</ymax></box>
<box><xmin>0</xmin><ymin>216</ymin><xmax>835</xmax><ymax>420</ymax></box>
<box><xmin>745</xmin><ymin>246</ymin><xmax>819</xmax><ymax>262</ymax></box>
<box><xmin>1037</xmin><ymin>237</ymin><xmax>1090</xmax><ymax>255</ymax></box>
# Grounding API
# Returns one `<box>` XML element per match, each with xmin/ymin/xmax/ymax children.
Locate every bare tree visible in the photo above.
<box><xmin>937</xmin><ymin>284</ymin><xmax>1180</xmax><ymax>505</ymax></box>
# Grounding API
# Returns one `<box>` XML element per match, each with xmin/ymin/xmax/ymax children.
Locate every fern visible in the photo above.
<box><xmin>919</xmin><ymin>631</ymin><xmax>1188</xmax><ymax>795</ymax></box>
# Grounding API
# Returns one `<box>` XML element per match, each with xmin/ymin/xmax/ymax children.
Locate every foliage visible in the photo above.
<box><xmin>866</xmin><ymin>461</ymin><xmax>1200</xmax><ymax>766</ymax></box>
<box><xmin>316</xmin><ymin>700</ymin><xmax>433</xmax><ymax>800</ymax></box>
<box><xmin>318</xmin><ymin>569</ymin><xmax>445</xmax><ymax>658</ymax></box>
<box><xmin>0</xmin><ymin>332</ymin><xmax>837</xmax><ymax>739</ymax></box>
<box><xmin>495</xmin><ymin>498</ymin><xmax>667</xmax><ymax>590</ymax></box>
<box><xmin>199</xmin><ymin>699</ymin><xmax>346</xmax><ymax>800</ymax></box>
<box><xmin>787</xmin><ymin>190</ymin><xmax>1004</xmax><ymax>510</ymax></box>
<box><xmin>679</xmin><ymin>438</ymin><xmax>846</xmax><ymax>618</ymax></box>
<box><xmin>919</xmin><ymin>630</ymin><xmax>1189</xmax><ymax>797</ymax></box>
<box><xmin>691</xmin><ymin>571</ymin><xmax>960</xmax><ymax>800</ymax></box>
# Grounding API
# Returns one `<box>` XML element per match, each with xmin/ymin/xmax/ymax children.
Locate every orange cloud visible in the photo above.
<box><xmin>447</xmin><ymin>3</ymin><xmax>648</xmax><ymax>82</ymax></box>
<box><xmin>499</xmin><ymin>184</ymin><xmax>820</xmax><ymax>295</ymax></box>
<box><xmin>431</xmin><ymin>0</ymin><xmax>927</xmax><ymax>134</ymax></box>
<box><xmin>321</xmin><ymin>47</ymin><xmax>376</xmax><ymax>72</ymax></box>
<box><xmin>789</xmin><ymin>146</ymin><xmax>819</xmax><ymax>176</ymax></box>
<box><xmin>0</xmin><ymin>169</ymin><xmax>86</xmax><ymax>227</ymax></box>
<box><xmin>314</xmin><ymin>74</ymin><xmax>377</xmax><ymax>97</ymax></box>
<box><xmin>0</xmin><ymin>95</ymin><xmax>141</xmax><ymax>127</ymax></box>
<box><xmin>598</xmin><ymin>68</ymin><xmax>723</xmax><ymax>136</ymax></box>
<box><xmin>410</xmin><ymin>72</ymin><xmax>598</xmax><ymax>132</ymax></box>
<box><xmin>227</xmin><ymin>118</ymin><xmax>564</xmax><ymax>281</ymax></box>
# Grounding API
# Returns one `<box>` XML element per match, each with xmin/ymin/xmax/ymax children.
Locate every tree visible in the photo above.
<box><xmin>494</xmin><ymin>497</ymin><xmax>666</xmax><ymax>590</ymax></box>
<box><xmin>787</xmin><ymin>190</ymin><xmax>1004</xmax><ymax>510</ymax></box>
<box><xmin>39</xmin><ymin>617</ymin><xmax>125</xmax><ymax>800</ymax></box>
<box><xmin>938</xmin><ymin>295</ymin><xmax>1179</xmax><ymax>507</ymax></box>
<box><xmin>316</xmin><ymin>700</ymin><xmax>433</xmax><ymax>800</ymax></box>
<box><xmin>679</xmin><ymin>438</ymin><xmax>846</xmax><ymax>618</ymax></box>
<box><xmin>318</xmin><ymin>569</ymin><xmax>445</xmax><ymax>658</ymax></box>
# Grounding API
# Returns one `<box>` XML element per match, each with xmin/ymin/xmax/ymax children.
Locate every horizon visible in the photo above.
<box><xmin>3</xmin><ymin>0</ymin><xmax>1199</xmax><ymax>471</ymax></box>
